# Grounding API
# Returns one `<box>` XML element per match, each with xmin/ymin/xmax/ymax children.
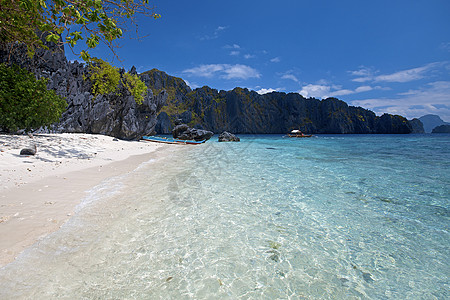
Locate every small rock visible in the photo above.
<box><xmin>20</xmin><ymin>145</ymin><xmax>37</xmax><ymax>156</ymax></box>
<box><xmin>218</xmin><ymin>131</ymin><xmax>240</xmax><ymax>142</ymax></box>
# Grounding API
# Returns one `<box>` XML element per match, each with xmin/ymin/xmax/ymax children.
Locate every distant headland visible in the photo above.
<box><xmin>419</xmin><ymin>115</ymin><xmax>450</xmax><ymax>133</ymax></box>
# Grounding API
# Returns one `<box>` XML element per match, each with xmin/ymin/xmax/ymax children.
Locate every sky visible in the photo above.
<box><xmin>67</xmin><ymin>0</ymin><xmax>450</xmax><ymax>121</ymax></box>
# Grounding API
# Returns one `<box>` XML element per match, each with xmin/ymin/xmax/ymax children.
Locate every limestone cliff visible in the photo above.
<box><xmin>147</xmin><ymin>71</ymin><xmax>413</xmax><ymax>134</ymax></box>
<box><xmin>0</xmin><ymin>38</ymin><xmax>167</xmax><ymax>140</ymax></box>
<box><xmin>408</xmin><ymin>118</ymin><xmax>425</xmax><ymax>133</ymax></box>
<box><xmin>1</xmin><ymin>39</ymin><xmax>414</xmax><ymax>136</ymax></box>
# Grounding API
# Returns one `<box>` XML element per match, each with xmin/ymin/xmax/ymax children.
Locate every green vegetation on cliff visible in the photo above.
<box><xmin>0</xmin><ymin>63</ymin><xmax>66</xmax><ymax>132</ymax></box>
<box><xmin>85</xmin><ymin>58</ymin><xmax>147</xmax><ymax>104</ymax></box>
<box><xmin>141</xmin><ymin>69</ymin><xmax>190</xmax><ymax>117</ymax></box>
<box><xmin>140</xmin><ymin>69</ymin><xmax>412</xmax><ymax>134</ymax></box>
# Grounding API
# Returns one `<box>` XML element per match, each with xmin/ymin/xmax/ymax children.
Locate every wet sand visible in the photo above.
<box><xmin>0</xmin><ymin>133</ymin><xmax>175</xmax><ymax>267</ymax></box>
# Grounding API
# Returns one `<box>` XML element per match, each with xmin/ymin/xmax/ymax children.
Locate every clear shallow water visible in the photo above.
<box><xmin>0</xmin><ymin>134</ymin><xmax>449</xmax><ymax>299</ymax></box>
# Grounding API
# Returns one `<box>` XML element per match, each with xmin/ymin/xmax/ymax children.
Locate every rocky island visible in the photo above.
<box><xmin>1</xmin><ymin>40</ymin><xmax>422</xmax><ymax>137</ymax></box>
<box><xmin>432</xmin><ymin>125</ymin><xmax>450</xmax><ymax>133</ymax></box>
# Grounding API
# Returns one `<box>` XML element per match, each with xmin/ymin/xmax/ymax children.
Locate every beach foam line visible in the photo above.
<box><xmin>0</xmin><ymin>133</ymin><xmax>182</xmax><ymax>267</ymax></box>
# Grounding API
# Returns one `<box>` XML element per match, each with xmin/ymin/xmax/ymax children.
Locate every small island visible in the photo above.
<box><xmin>432</xmin><ymin>125</ymin><xmax>450</xmax><ymax>133</ymax></box>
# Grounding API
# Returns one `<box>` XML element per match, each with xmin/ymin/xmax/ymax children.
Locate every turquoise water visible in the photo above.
<box><xmin>1</xmin><ymin>134</ymin><xmax>449</xmax><ymax>299</ymax></box>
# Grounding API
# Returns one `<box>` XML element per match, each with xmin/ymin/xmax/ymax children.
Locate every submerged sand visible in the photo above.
<box><xmin>0</xmin><ymin>133</ymin><xmax>175</xmax><ymax>267</ymax></box>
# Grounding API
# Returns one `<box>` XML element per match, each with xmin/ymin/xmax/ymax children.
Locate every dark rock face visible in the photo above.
<box><xmin>1</xmin><ymin>38</ymin><xmax>167</xmax><ymax>140</ymax></box>
<box><xmin>432</xmin><ymin>125</ymin><xmax>450</xmax><ymax>133</ymax></box>
<box><xmin>57</xmin><ymin>84</ymin><xmax>167</xmax><ymax>140</ymax></box>
<box><xmin>172</xmin><ymin>124</ymin><xmax>213</xmax><ymax>141</ymax></box>
<box><xmin>374</xmin><ymin>114</ymin><xmax>413</xmax><ymax>134</ymax></box>
<box><xmin>218</xmin><ymin>131</ymin><xmax>240</xmax><ymax>142</ymax></box>
<box><xmin>155</xmin><ymin>112</ymin><xmax>172</xmax><ymax>135</ymax></box>
<box><xmin>52</xmin><ymin>65</ymin><xmax>167</xmax><ymax>140</ymax></box>
<box><xmin>0</xmin><ymin>32</ymin><xmax>67</xmax><ymax>75</ymax></box>
<box><xmin>409</xmin><ymin>118</ymin><xmax>425</xmax><ymax>133</ymax></box>
<box><xmin>154</xmin><ymin>82</ymin><xmax>413</xmax><ymax>134</ymax></box>
<box><xmin>172</xmin><ymin>124</ymin><xmax>190</xmax><ymax>138</ymax></box>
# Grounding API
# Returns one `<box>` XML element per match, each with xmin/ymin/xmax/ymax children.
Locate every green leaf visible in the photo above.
<box><xmin>80</xmin><ymin>51</ymin><xmax>91</xmax><ymax>62</ymax></box>
<box><xmin>76</xmin><ymin>17</ymin><xmax>88</xmax><ymax>25</ymax></box>
<box><xmin>87</xmin><ymin>35</ymin><xmax>100</xmax><ymax>48</ymax></box>
<box><xmin>45</xmin><ymin>33</ymin><xmax>60</xmax><ymax>43</ymax></box>
<box><xmin>70</xmin><ymin>31</ymin><xmax>83</xmax><ymax>41</ymax></box>
<box><xmin>94</xmin><ymin>0</ymin><xmax>102</xmax><ymax>9</ymax></box>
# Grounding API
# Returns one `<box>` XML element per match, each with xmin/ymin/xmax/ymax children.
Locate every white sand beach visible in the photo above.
<box><xmin>0</xmin><ymin>133</ymin><xmax>172</xmax><ymax>267</ymax></box>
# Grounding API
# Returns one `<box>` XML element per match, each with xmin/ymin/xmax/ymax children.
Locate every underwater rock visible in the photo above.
<box><xmin>267</xmin><ymin>249</ymin><xmax>280</xmax><ymax>262</ymax></box>
<box><xmin>362</xmin><ymin>272</ymin><xmax>374</xmax><ymax>283</ymax></box>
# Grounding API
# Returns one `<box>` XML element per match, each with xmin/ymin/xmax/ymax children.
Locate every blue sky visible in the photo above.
<box><xmin>67</xmin><ymin>0</ymin><xmax>450</xmax><ymax>121</ymax></box>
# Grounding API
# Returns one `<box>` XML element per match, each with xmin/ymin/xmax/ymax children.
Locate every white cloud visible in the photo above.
<box><xmin>351</xmin><ymin>62</ymin><xmax>447</xmax><ymax>83</ymax></box>
<box><xmin>229</xmin><ymin>51</ymin><xmax>240</xmax><ymax>56</ymax></box>
<box><xmin>270</xmin><ymin>57</ymin><xmax>281</xmax><ymax>63</ymax></box>
<box><xmin>349</xmin><ymin>66</ymin><xmax>377</xmax><ymax>82</ymax></box>
<box><xmin>374</xmin><ymin>64</ymin><xmax>434</xmax><ymax>83</ymax></box>
<box><xmin>299</xmin><ymin>84</ymin><xmax>331</xmax><ymax>98</ymax></box>
<box><xmin>200</xmin><ymin>26</ymin><xmax>229</xmax><ymax>40</ymax></box>
<box><xmin>256</xmin><ymin>88</ymin><xmax>280</xmax><ymax>95</ymax></box>
<box><xmin>330</xmin><ymin>89</ymin><xmax>354</xmax><ymax>97</ymax></box>
<box><xmin>299</xmin><ymin>83</ymin><xmax>374</xmax><ymax>99</ymax></box>
<box><xmin>183</xmin><ymin>79</ymin><xmax>199</xmax><ymax>89</ymax></box>
<box><xmin>224</xmin><ymin>44</ymin><xmax>240</xmax><ymax>49</ymax></box>
<box><xmin>244</xmin><ymin>54</ymin><xmax>255</xmax><ymax>59</ymax></box>
<box><xmin>350</xmin><ymin>67</ymin><xmax>373</xmax><ymax>77</ymax></box>
<box><xmin>351</xmin><ymin>81</ymin><xmax>450</xmax><ymax>120</ymax></box>
<box><xmin>355</xmin><ymin>86</ymin><xmax>373</xmax><ymax>93</ymax></box>
<box><xmin>440</xmin><ymin>42</ymin><xmax>450</xmax><ymax>52</ymax></box>
<box><xmin>183</xmin><ymin>64</ymin><xmax>226</xmax><ymax>78</ymax></box>
<box><xmin>222</xmin><ymin>64</ymin><xmax>261</xmax><ymax>79</ymax></box>
<box><xmin>183</xmin><ymin>64</ymin><xmax>261</xmax><ymax>80</ymax></box>
<box><xmin>281</xmin><ymin>74</ymin><xmax>299</xmax><ymax>83</ymax></box>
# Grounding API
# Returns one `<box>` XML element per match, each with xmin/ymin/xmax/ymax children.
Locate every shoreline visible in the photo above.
<box><xmin>0</xmin><ymin>133</ymin><xmax>177</xmax><ymax>267</ymax></box>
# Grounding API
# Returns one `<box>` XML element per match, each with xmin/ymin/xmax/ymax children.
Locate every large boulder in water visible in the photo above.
<box><xmin>218</xmin><ymin>131</ymin><xmax>240</xmax><ymax>142</ymax></box>
<box><xmin>172</xmin><ymin>123</ymin><xmax>213</xmax><ymax>141</ymax></box>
